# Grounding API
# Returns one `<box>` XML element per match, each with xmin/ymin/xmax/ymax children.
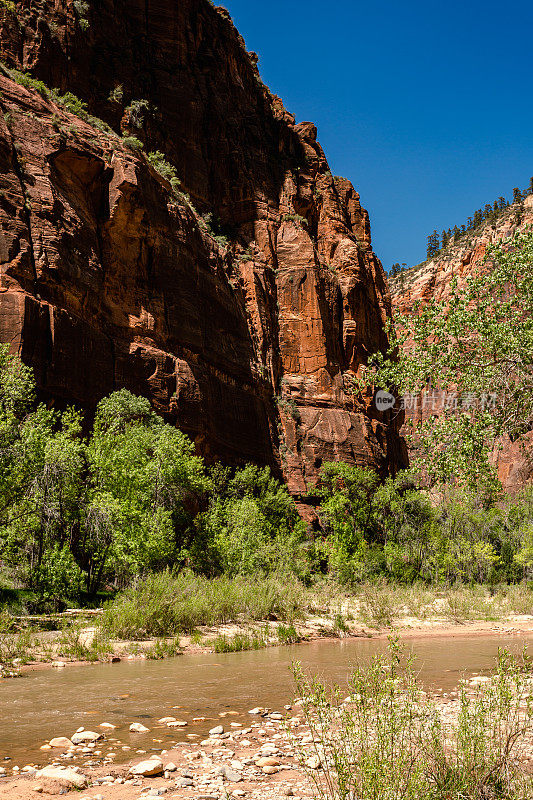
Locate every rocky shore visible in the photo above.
<box><xmin>0</xmin><ymin>705</ymin><xmax>316</xmax><ymax>800</ymax></box>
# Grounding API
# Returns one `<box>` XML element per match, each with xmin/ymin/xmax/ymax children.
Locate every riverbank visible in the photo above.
<box><xmin>1</xmin><ymin>660</ymin><xmax>532</xmax><ymax>800</ymax></box>
<box><xmin>4</xmin><ymin>581</ymin><xmax>533</xmax><ymax>676</ymax></box>
<box><xmin>6</xmin><ymin>612</ymin><xmax>533</xmax><ymax>680</ymax></box>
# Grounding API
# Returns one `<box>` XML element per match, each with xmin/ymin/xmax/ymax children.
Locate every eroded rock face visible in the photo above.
<box><xmin>0</xmin><ymin>0</ymin><xmax>406</xmax><ymax>503</ymax></box>
<box><xmin>390</xmin><ymin>196</ymin><xmax>533</xmax><ymax>492</ymax></box>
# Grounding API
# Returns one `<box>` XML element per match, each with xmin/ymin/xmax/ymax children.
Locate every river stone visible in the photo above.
<box><xmin>177</xmin><ymin>777</ymin><xmax>194</xmax><ymax>787</ymax></box>
<box><xmin>49</xmin><ymin>737</ymin><xmax>72</xmax><ymax>748</ymax></box>
<box><xmin>158</xmin><ymin>717</ymin><xmax>176</xmax><ymax>723</ymax></box>
<box><xmin>129</xmin><ymin>756</ymin><xmax>164</xmax><ymax>776</ymax></box>
<box><xmin>130</xmin><ymin>722</ymin><xmax>150</xmax><ymax>733</ymax></box>
<box><xmin>305</xmin><ymin>755</ymin><xmax>321</xmax><ymax>769</ymax></box>
<box><xmin>209</xmin><ymin>725</ymin><xmax>224</xmax><ymax>735</ymax></box>
<box><xmin>167</xmin><ymin>720</ymin><xmax>188</xmax><ymax>727</ymax></box>
<box><xmin>99</xmin><ymin>722</ymin><xmax>117</xmax><ymax>729</ymax></box>
<box><xmin>270</xmin><ymin>713</ymin><xmax>283</xmax><ymax>720</ymax></box>
<box><xmin>37</xmin><ymin>766</ymin><xmax>88</xmax><ymax>788</ymax></box>
<box><xmin>256</xmin><ymin>757</ymin><xmax>280</xmax><ymax>767</ymax></box>
<box><xmin>223</xmin><ymin>767</ymin><xmax>242</xmax><ymax>783</ymax></box>
<box><xmin>71</xmin><ymin>730</ymin><xmax>102</xmax><ymax>745</ymax></box>
<box><xmin>262</xmin><ymin>766</ymin><xmax>278</xmax><ymax>775</ymax></box>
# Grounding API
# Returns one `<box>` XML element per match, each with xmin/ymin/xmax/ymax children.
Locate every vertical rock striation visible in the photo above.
<box><xmin>0</xmin><ymin>0</ymin><xmax>406</xmax><ymax>505</ymax></box>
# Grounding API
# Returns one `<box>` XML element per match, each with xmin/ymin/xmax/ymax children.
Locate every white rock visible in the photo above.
<box><xmin>71</xmin><ymin>730</ymin><xmax>102</xmax><ymax>745</ymax></box>
<box><xmin>305</xmin><ymin>755</ymin><xmax>321</xmax><ymax>769</ymax></box>
<box><xmin>129</xmin><ymin>756</ymin><xmax>164</xmax><ymax>777</ymax></box>
<box><xmin>49</xmin><ymin>737</ymin><xmax>73</xmax><ymax>748</ymax></box>
<box><xmin>209</xmin><ymin>725</ymin><xmax>224</xmax><ymax>735</ymax></box>
<box><xmin>99</xmin><ymin>722</ymin><xmax>117</xmax><ymax>729</ymax></box>
<box><xmin>158</xmin><ymin>717</ymin><xmax>176</xmax><ymax>723</ymax></box>
<box><xmin>129</xmin><ymin>722</ymin><xmax>150</xmax><ymax>733</ymax></box>
<box><xmin>37</xmin><ymin>766</ymin><xmax>88</xmax><ymax>788</ymax></box>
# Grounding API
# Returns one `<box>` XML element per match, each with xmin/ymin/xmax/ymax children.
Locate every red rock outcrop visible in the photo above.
<box><xmin>390</xmin><ymin>195</ymin><xmax>533</xmax><ymax>491</ymax></box>
<box><xmin>0</xmin><ymin>0</ymin><xmax>406</xmax><ymax>505</ymax></box>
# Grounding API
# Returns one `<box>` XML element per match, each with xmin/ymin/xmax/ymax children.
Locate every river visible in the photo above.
<box><xmin>1</xmin><ymin>632</ymin><xmax>532</xmax><ymax>767</ymax></box>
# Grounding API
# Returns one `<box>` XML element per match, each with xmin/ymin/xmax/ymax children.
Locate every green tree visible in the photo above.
<box><xmin>367</xmin><ymin>228</ymin><xmax>533</xmax><ymax>491</ymax></box>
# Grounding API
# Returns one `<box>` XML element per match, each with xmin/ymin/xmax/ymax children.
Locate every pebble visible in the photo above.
<box><xmin>256</xmin><ymin>757</ymin><xmax>280</xmax><ymax>767</ymax></box>
<box><xmin>305</xmin><ymin>754</ymin><xmax>321</xmax><ymax>769</ymax></box>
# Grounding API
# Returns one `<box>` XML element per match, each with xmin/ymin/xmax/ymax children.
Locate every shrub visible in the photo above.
<box><xmin>294</xmin><ymin>640</ymin><xmax>533</xmax><ymax>800</ymax></box>
<box><xmin>100</xmin><ymin>570</ymin><xmax>307</xmax><ymax>639</ymax></box>
<box><xmin>281</xmin><ymin>212</ymin><xmax>308</xmax><ymax>227</ymax></box>
<box><xmin>122</xmin><ymin>135</ymin><xmax>144</xmax><ymax>150</ymax></box>
<box><xmin>73</xmin><ymin>0</ymin><xmax>89</xmax><ymax>30</ymax></box>
<box><xmin>146</xmin><ymin>150</ymin><xmax>181</xmax><ymax>193</ymax></box>
<box><xmin>125</xmin><ymin>99</ymin><xmax>150</xmax><ymax>128</ymax></box>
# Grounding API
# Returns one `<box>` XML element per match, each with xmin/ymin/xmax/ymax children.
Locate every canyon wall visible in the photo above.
<box><xmin>390</xmin><ymin>194</ymin><xmax>533</xmax><ymax>491</ymax></box>
<box><xmin>0</xmin><ymin>0</ymin><xmax>406</xmax><ymax>508</ymax></box>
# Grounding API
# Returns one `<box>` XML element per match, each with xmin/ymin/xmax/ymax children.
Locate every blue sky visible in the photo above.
<box><xmin>222</xmin><ymin>0</ymin><xmax>533</xmax><ymax>270</ymax></box>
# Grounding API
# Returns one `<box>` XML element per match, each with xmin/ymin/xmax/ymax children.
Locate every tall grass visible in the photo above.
<box><xmin>100</xmin><ymin>570</ymin><xmax>307</xmax><ymax>639</ymax></box>
<box><xmin>294</xmin><ymin>640</ymin><xmax>533</xmax><ymax>800</ymax></box>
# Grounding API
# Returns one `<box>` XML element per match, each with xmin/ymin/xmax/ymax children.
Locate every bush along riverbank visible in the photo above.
<box><xmin>4</xmin><ymin>574</ymin><xmax>533</xmax><ymax>674</ymax></box>
<box><xmin>1</xmin><ymin>642</ymin><xmax>533</xmax><ymax>800</ymax></box>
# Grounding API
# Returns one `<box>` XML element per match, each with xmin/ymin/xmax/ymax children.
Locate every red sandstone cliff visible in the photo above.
<box><xmin>0</xmin><ymin>0</ymin><xmax>406</xmax><ymax>506</ymax></box>
<box><xmin>390</xmin><ymin>194</ymin><xmax>533</xmax><ymax>491</ymax></box>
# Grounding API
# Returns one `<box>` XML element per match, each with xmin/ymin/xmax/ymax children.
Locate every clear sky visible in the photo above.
<box><xmin>221</xmin><ymin>0</ymin><xmax>533</xmax><ymax>270</ymax></box>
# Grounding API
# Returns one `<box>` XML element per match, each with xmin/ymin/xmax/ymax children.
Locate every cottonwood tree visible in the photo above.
<box><xmin>369</xmin><ymin>228</ymin><xmax>533</xmax><ymax>493</ymax></box>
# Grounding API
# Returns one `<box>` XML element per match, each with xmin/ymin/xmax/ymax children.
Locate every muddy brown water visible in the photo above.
<box><xmin>1</xmin><ymin>633</ymin><xmax>533</xmax><ymax>767</ymax></box>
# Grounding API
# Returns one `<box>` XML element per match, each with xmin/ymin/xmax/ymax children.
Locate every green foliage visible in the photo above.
<box><xmin>121</xmin><ymin>135</ymin><xmax>144</xmax><ymax>150</ymax></box>
<box><xmin>125</xmin><ymin>99</ymin><xmax>150</xmax><ymax>128</ymax></box>
<box><xmin>100</xmin><ymin>570</ymin><xmax>306</xmax><ymax>639</ymax></box>
<box><xmin>0</xmin><ymin>0</ymin><xmax>16</xmax><ymax>15</ymax></box>
<box><xmin>194</xmin><ymin>464</ymin><xmax>309</xmax><ymax>578</ymax></box>
<box><xmin>200</xmin><ymin>212</ymin><xmax>230</xmax><ymax>248</ymax></box>
<box><xmin>73</xmin><ymin>0</ymin><xmax>90</xmax><ymax>30</ymax></box>
<box><xmin>146</xmin><ymin>150</ymin><xmax>181</xmax><ymax>193</ymax></box>
<box><xmin>294</xmin><ymin>640</ymin><xmax>533</xmax><ymax>800</ymax></box>
<box><xmin>315</xmin><ymin>461</ymin><xmax>533</xmax><ymax>587</ymax></box>
<box><xmin>281</xmin><ymin>212</ymin><xmax>308</xmax><ymax>227</ymax></box>
<box><xmin>422</xmin><ymin>180</ymin><xmax>532</xmax><ymax>256</ymax></box>
<box><xmin>372</xmin><ymin>228</ymin><xmax>533</xmax><ymax>491</ymax></box>
<box><xmin>108</xmin><ymin>85</ymin><xmax>123</xmax><ymax>103</ymax></box>
<box><xmin>10</xmin><ymin>69</ymin><xmax>51</xmax><ymax>99</ymax></box>
<box><xmin>213</xmin><ymin>630</ymin><xmax>267</xmax><ymax>653</ymax></box>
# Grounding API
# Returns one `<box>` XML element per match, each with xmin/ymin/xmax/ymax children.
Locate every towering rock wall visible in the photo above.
<box><xmin>390</xmin><ymin>194</ymin><xmax>533</xmax><ymax>491</ymax></box>
<box><xmin>0</xmin><ymin>0</ymin><xmax>406</xmax><ymax>506</ymax></box>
